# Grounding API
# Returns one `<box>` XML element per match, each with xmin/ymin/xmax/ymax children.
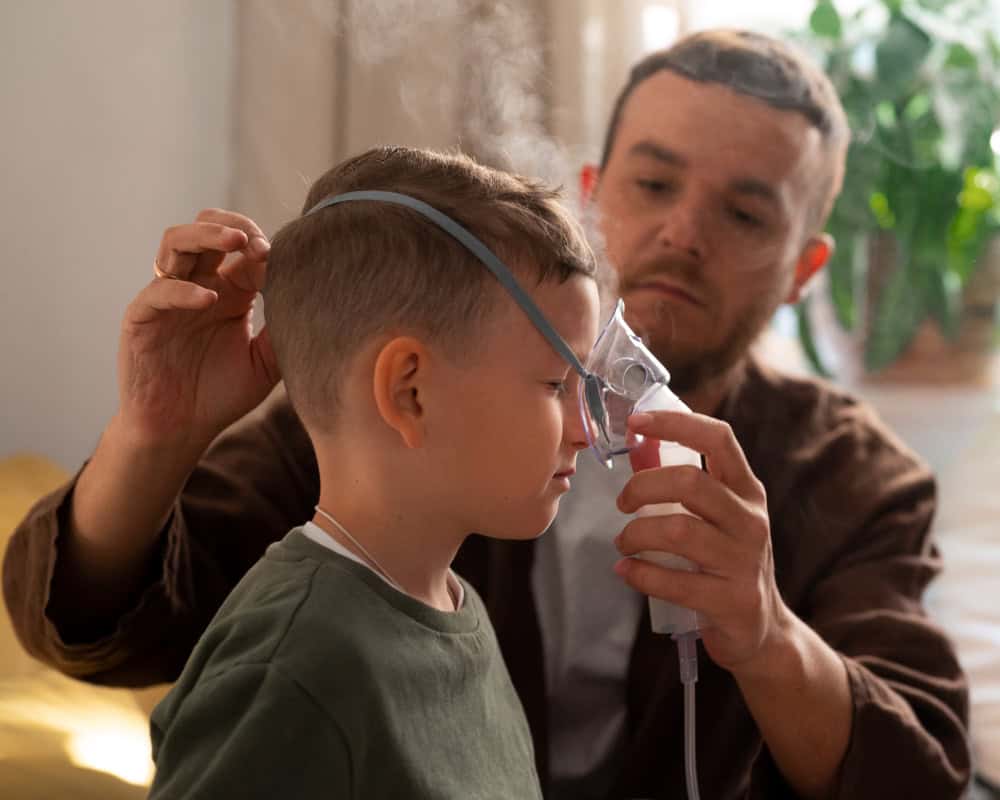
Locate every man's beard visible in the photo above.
<box><xmin>624</xmin><ymin>290</ymin><xmax>780</xmax><ymax>396</ymax></box>
<box><xmin>611</xmin><ymin>242</ymin><xmax>788</xmax><ymax>396</ymax></box>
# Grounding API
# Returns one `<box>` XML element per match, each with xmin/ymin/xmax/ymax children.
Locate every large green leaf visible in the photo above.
<box><xmin>910</xmin><ymin>167</ymin><xmax>964</xmax><ymax>243</ymax></box>
<box><xmin>922</xmin><ymin>260</ymin><xmax>962</xmax><ymax>338</ymax></box>
<box><xmin>810</xmin><ymin>2</ymin><xmax>843</xmax><ymax>39</ymax></box>
<box><xmin>906</xmin><ymin>166</ymin><xmax>963</xmax><ymax>338</ymax></box>
<box><xmin>796</xmin><ymin>300</ymin><xmax>833</xmax><ymax>377</ymax></box>
<box><xmin>949</xmin><ymin>168</ymin><xmax>1000</xmax><ymax>282</ymax></box>
<box><xmin>881</xmin><ymin>160</ymin><xmax>920</xmax><ymax>241</ymax></box>
<box><xmin>875</xmin><ymin>15</ymin><xmax>932</xmax><ymax>98</ymax></box>
<box><xmin>944</xmin><ymin>43</ymin><xmax>977</xmax><ymax>70</ymax></box>
<box><xmin>834</xmin><ymin>137</ymin><xmax>882</xmax><ymax>230</ymax></box>
<box><xmin>988</xmin><ymin>32</ymin><xmax>1000</xmax><ymax>67</ymax></box>
<box><xmin>865</xmin><ymin>256</ymin><xmax>926</xmax><ymax>369</ymax></box>
<box><xmin>825</xmin><ymin>227</ymin><xmax>859</xmax><ymax>329</ymax></box>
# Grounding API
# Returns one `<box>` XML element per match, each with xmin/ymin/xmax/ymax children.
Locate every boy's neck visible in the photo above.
<box><xmin>311</xmin><ymin>464</ymin><xmax>463</xmax><ymax>613</ymax></box>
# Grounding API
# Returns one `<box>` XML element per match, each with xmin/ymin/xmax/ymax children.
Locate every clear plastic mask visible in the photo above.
<box><xmin>579</xmin><ymin>299</ymin><xmax>671</xmax><ymax>468</ymax></box>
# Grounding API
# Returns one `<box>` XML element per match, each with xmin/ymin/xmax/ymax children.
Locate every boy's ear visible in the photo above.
<box><xmin>372</xmin><ymin>337</ymin><xmax>427</xmax><ymax>449</ymax></box>
<box><xmin>579</xmin><ymin>164</ymin><xmax>600</xmax><ymax>205</ymax></box>
<box><xmin>786</xmin><ymin>233</ymin><xmax>833</xmax><ymax>304</ymax></box>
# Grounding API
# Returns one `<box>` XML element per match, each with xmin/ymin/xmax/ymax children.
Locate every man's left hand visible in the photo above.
<box><xmin>614</xmin><ymin>410</ymin><xmax>792</xmax><ymax>676</ymax></box>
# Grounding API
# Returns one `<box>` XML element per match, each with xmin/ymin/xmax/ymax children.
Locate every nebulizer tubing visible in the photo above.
<box><xmin>305</xmin><ymin>192</ymin><xmax>700</xmax><ymax>799</ymax></box>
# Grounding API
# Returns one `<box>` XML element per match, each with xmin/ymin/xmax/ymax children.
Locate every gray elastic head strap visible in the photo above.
<box><xmin>305</xmin><ymin>190</ymin><xmax>590</xmax><ymax>380</ymax></box>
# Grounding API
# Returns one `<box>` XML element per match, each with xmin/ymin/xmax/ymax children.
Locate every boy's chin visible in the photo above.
<box><xmin>484</xmin><ymin>505</ymin><xmax>560</xmax><ymax>541</ymax></box>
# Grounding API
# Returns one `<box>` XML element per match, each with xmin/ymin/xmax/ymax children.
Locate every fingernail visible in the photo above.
<box><xmin>613</xmin><ymin>559</ymin><xmax>630</xmax><ymax>576</ymax></box>
<box><xmin>629</xmin><ymin>412</ymin><xmax>652</xmax><ymax>427</ymax></box>
<box><xmin>251</xmin><ymin>236</ymin><xmax>270</xmax><ymax>255</ymax></box>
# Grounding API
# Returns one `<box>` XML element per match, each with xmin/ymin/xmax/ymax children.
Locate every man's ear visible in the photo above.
<box><xmin>372</xmin><ymin>337</ymin><xmax>427</xmax><ymax>449</ymax></box>
<box><xmin>786</xmin><ymin>233</ymin><xmax>833</xmax><ymax>304</ymax></box>
<box><xmin>580</xmin><ymin>163</ymin><xmax>600</xmax><ymax>206</ymax></box>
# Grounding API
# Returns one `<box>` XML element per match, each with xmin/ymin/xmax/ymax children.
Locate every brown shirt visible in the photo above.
<box><xmin>2</xmin><ymin>358</ymin><xmax>970</xmax><ymax>798</ymax></box>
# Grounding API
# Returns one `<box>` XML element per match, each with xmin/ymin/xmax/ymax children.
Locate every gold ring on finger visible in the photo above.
<box><xmin>153</xmin><ymin>258</ymin><xmax>179</xmax><ymax>280</ymax></box>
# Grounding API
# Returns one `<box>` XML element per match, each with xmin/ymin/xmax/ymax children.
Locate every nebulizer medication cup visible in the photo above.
<box><xmin>581</xmin><ymin>299</ymin><xmax>702</xmax><ymax>800</ymax></box>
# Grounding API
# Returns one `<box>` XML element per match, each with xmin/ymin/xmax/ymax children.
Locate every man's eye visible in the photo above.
<box><xmin>636</xmin><ymin>178</ymin><xmax>673</xmax><ymax>194</ymax></box>
<box><xmin>729</xmin><ymin>206</ymin><xmax>763</xmax><ymax>228</ymax></box>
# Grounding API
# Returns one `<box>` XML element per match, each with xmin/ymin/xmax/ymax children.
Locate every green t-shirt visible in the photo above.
<box><xmin>149</xmin><ymin>528</ymin><xmax>542</xmax><ymax>799</ymax></box>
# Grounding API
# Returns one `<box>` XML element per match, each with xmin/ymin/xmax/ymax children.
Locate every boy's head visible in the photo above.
<box><xmin>265</xmin><ymin>146</ymin><xmax>600</xmax><ymax>538</ymax></box>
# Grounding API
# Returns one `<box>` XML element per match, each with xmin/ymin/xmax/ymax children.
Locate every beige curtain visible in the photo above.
<box><xmin>232</xmin><ymin>0</ymin><xmax>559</xmax><ymax>235</ymax></box>
<box><xmin>232</xmin><ymin>0</ymin><xmax>344</xmax><ymax>237</ymax></box>
<box><xmin>456</xmin><ymin>1</ymin><xmax>556</xmax><ymax>178</ymax></box>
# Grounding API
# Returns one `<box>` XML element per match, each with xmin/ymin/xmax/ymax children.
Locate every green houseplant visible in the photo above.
<box><xmin>794</xmin><ymin>0</ymin><xmax>1000</xmax><ymax>377</ymax></box>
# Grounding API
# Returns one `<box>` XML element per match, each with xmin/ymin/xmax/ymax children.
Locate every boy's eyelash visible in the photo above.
<box><xmin>546</xmin><ymin>380</ymin><xmax>568</xmax><ymax>394</ymax></box>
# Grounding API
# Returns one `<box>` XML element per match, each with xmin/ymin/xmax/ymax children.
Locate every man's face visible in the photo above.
<box><xmin>592</xmin><ymin>70</ymin><xmax>827</xmax><ymax>393</ymax></box>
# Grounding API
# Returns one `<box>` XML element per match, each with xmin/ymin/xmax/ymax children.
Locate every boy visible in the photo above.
<box><xmin>147</xmin><ymin>145</ymin><xmax>600</xmax><ymax>798</ymax></box>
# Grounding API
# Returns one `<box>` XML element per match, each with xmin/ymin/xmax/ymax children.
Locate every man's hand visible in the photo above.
<box><xmin>613</xmin><ymin>409</ymin><xmax>792</xmax><ymax>676</ymax></box>
<box><xmin>118</xmin><ymin>209</ymin><xmax>277</xmax><ymax>458</ymax></box>
<box><xmin>51</xmin><ymin>210</ymin><xmax>278</xmax><ymax>629</ymax></box>
<box><xmin>613</xmin><ymin>410</ymin><xmax>853</xmax><ymax>798</ymax></box>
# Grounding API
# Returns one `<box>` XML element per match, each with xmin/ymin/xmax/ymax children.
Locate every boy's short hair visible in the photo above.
<box><xmin>265</xmin><ymin>146</ymin><xmax>597</xmax><ymax>433</ymax></box>
<box><xmin>600</xmin><ymin>29</ymin><xmax>850</xmax><ymax>230</ymax></box>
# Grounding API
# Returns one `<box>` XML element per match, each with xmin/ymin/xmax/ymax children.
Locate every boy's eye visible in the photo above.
<box><xmin>545</xmin><ymin>380</ymin><xmax>568</xmax><ymax>395</ymax></box>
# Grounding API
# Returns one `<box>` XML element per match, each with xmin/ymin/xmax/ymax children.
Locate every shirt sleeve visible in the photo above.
<box><xmin>1</xmin><ymin>386</ymin><xmax>318</xmax><ymax>686</ymax></box>
<box><xmin>811</xmin><ymin>485</ymin><xmax>970</xmax><ymax>798</ymax></box>
<box><xmin>149</xmin><ymin>661</ymin><xmax>352</xmax><ymax>799</ymax></box>
<box><xmin>751</xmin><ymin>408</ymin><xmax>971</xmax><ymax>799</ymax></box>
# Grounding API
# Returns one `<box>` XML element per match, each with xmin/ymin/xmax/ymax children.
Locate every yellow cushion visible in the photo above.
<box><xmin>0</xmin><ymin>454</ymin><xmax>158</xmax><ymax>793</ymax></box>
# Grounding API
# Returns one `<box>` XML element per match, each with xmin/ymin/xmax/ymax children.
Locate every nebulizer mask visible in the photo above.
<box><xmin>581</xmin><ymin>299</ymin><xmax>702</xmax><ymax>636</ymax></box>
<box><xmin>305</xmin><ymin>190</ymin><xmax>702</xmax><ymax>800</ymax></box>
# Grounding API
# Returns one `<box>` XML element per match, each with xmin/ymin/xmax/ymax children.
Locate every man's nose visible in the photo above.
<box><xmin>655</xmin><ymin>192</ymin><xmax>706</xmax><ymax>261</ymax></box>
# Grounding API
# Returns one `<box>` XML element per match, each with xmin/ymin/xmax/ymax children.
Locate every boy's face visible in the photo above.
<box><xmin>430</xmin><ymin>273</ymin><xmax>600</xmax><ymax>540</ymax></box>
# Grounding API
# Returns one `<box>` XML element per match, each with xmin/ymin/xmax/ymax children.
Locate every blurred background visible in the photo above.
<box><xmin>0</xmin><ymin>0</ymin><xmax>998</xmax><ymax>796</ymax></box>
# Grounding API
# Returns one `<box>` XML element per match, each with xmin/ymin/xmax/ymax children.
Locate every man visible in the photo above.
<box><xmin>3</xmin><ymin>30</ymin><xmax>969</xmax><ymax>799</ymax></box>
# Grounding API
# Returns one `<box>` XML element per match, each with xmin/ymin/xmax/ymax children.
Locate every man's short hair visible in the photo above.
<box><xmin>600</xmin><ymin>29</ymin><xmax>850</xmax><ymax>229</ymax></box>
<box><xmin>265</xmin><ymin>146</ymin><xmax>596</xmax><ymax>433</ymax></box>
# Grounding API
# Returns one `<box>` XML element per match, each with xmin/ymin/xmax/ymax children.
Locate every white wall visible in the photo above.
<box><xmin>0</xmin><ymin>1</ymin><xmax>235</xmax><ymax>470</ymax></box>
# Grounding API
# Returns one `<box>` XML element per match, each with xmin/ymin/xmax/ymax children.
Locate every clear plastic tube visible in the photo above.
<box><xmin>675</xmin><ymin>631</ymin><xmax>700</xmax><ymax>800</ymax></box>
<box><xmin>683</xmin><ymin>681</ymin><xmax>699</xmax><ymax>800</ymax></box>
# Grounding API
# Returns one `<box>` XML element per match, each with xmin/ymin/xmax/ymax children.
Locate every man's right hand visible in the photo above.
<box><xmin>118</xmin><ymin>209</ymin><xmax>278</xmax><ymax>458</ymax></box>
<box><xmin>48</xmin><ymin>210</ymin><xmax>277</xmax><ymax>633</ymax></box>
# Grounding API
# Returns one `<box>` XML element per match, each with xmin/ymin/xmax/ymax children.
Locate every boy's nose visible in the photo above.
<box><xmin>563</xmin><ymin>401</ymin><xmax>590</xmax><ymax>452</ymax></box>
